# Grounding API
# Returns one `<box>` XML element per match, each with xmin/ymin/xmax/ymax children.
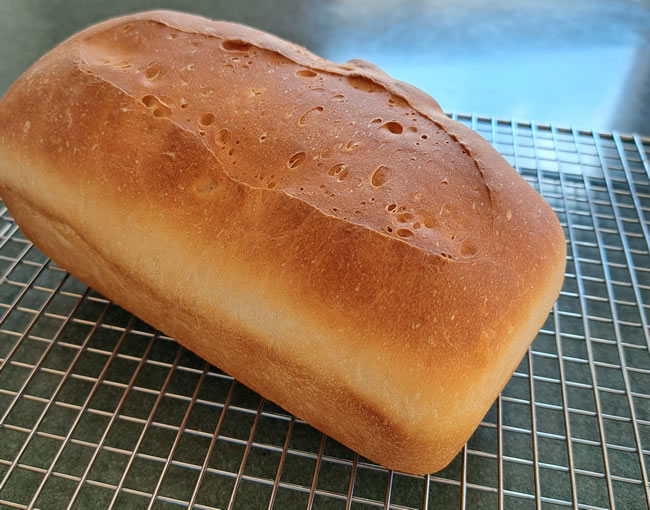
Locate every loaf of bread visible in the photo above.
<box><xmin>0</xmin><ymin>10</ymin><xmax>565</xmax><ymax>474</ymax></box>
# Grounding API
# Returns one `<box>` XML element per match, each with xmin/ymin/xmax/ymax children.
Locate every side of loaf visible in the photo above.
<box><xmin>0</xmin><ymin>10</ymin><xmax>566</xmax><ymax>474</ymax></box>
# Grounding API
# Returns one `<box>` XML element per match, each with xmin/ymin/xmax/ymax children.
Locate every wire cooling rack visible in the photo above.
<box><xmin>0</xmin><ymin>115</ymin><xmax>648</xmax><ymax>510</ymax></box>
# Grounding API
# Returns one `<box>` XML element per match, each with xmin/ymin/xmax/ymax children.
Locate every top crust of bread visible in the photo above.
<box><xmin>0</xmin><ymin>11</ymin><xmax>566</xmax><ymax>473</ymax></box>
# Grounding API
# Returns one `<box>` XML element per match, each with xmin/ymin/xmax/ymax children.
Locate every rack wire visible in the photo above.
<box><xmin>0</xmin><ymin>115</ymin><xmax>648</xmax><ymax>510</ymax></box>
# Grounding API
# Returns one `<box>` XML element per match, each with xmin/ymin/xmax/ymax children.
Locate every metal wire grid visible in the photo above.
<box><xmin>0</xmin><ymin>116</ymin><xmax>647</xmax><ymax>510</ymax></box>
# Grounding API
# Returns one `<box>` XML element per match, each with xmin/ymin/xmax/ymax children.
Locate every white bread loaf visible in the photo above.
<box><xmin>0</xmin><ymin>10</ymin><xmax>565</xmax><ymax>474</ymax></box>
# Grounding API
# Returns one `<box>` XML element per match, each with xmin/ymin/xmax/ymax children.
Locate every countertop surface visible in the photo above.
<box><xmin>0</xmin><ymin>0</ymin><xmax>648</xmax><ymax>134</ymax></box>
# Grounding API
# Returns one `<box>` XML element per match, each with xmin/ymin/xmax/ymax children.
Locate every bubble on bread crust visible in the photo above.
<box><xmin>221</xmin><ymin>39</ymin><xmax>252</xmax><ymax>52</ymax></box>
<box><xmin>408</xmin><ymin>126</ymin><xmax>417</xmax><ymax>133</ymax></box>
<box><xmin>344</xmin><ymin>141</ymin><xmax>360</xmax><ymax>152</ymax></box>
<box><xmin>193</xmin><ymin>177</ymin><xmax>219</xmax><ymax>194</ymax></box>
<box><xmin>386</xmin><ymin>226</ymin><xmax>393</xmax><ymax>233</ymax></box>
<box><xmin>331</xmin><ymin>93</ymin><xmax>345</xmax><ymax>102</ymax></box>
<box><xmin>288</xmin><ymin>152</ymin><xmax>307</xmax><ymax>169</ymax></box>
<box><xmin>380</xmin><ymin>121</ymin><xmax>404</xmax><ymax>135</ymax></box>
<box><xmin>321</xmin><ymin>187</ymin><xmax>335</xmax><ymax>198</ymax></box>
<box><xmin>369</xmin><ymin>118</ymin><xmax>382</xmax><ymax>126</ymax></box>
<box><xmin>328</xmin><ymin>164</ymin><xmax>347</xmax><ymax>177</ymax></box>
<box><xmin>297</xmin><ymin>106</ymin><xmax>323</xmax><ymax>127</ymax></box>
<box><xmin>325</xmin><ymin>163</ymin><xmax>349</xmax><ymax>182</ymax></box>
<box><xmin>141</xmin><ymin>95</ymin><xmax>157</xmax><ymax>108</ymax></box>
<box><xmin>259</xmin><ymin>132</ymin><xmax>268</xmax><ymax>142</ymax></box>
<box><xmin>413</xmin><ymin>222</ymin><xmax>421</xmax><ymax>229</ymax></box>
<box><xmin>386</xmin><ymin>203</ymin><xmax>397</xmax><ymax>212</ymax></box>
<box><xmin>180</xmin><ymin>98</ymin><xmax>189</xmax><ymax>109</ymax></box>
<box><xmin>296</xmin><ymin>69</ymin><xmax>318</xmax><ymax>78</ymax></box>
<box><xmin>267</xmin><ymin>181</ymin><xmax>277</xmax><ymax>189</ymax></box>
<box><xmin>247</xmin><ymin>88</ymin><xmax>265</xmax><ymax>98</ymax></box>
<box><xmin>347</xmin><ymin>76</ymin><xmax>382</xmax><ymax>93</ymax></box>
<box><xmin>337</xmin><ymin>170</ymin><xmax>349</xmax><ymax>182</ymax></box>
<box><xmin>388</xmin><ymin>96</ymin><xmax>409</xmax><ymax>108</ymax></box>
<box><xmin>421</xmin><ymin>212</ymin><xmax>437</xmax><ymax>229</ymax></box>
<box><xmin>370</xmin><ymin>165</ymin><xmax>391</xmax><ymax>188</ymax></box>
<box><xmin>459</xmin><ymin>239</ymin><xmax>478</xmax><ymax>258</ymax></box>
<box><xmin>199</xmin><ymin>113</ymin><xmax>216</xmax><ymax>127</ymax></box>
<box><xmin>397</xmin><ymin>228</ymin><xmax>414</xmax><ymax>239</ymax></box>
<box><xmin>200</xmin><ymin>87</ymin><xmax>216</xmax><ymax>97</ymax></box>
<box><xmin>141</xmin><ymin>95</ymin><xmax>171</xmax><ymax>118</ymax></box>
<box><xmin>144</xmin><ymin>62</ymin><xmax>165</xmax><ymax>81</ymax></box>
<box><xmin>421</xmin><ymin>134</ymin><xmax>429</xmax><ymax>140</ymax></box>
<box><xmin>397</xmin><ymin>213</ymin><xmax>414</xmax><ymax>223</ymax></box>
<box><xmin>215</xmin><ymin>128</ymin><xmax>231</xmax><ymax>146</ymax></box>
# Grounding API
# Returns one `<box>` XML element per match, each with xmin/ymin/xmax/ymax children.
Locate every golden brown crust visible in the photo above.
<box><xmin>0</xmin><ymin>10</ymin><xmax>565</xmax><ymax>473</ymax></box>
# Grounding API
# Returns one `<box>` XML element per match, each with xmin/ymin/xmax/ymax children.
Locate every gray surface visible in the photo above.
<box><xmin>0</xmin><ymin>0</ymin><xmax>649</xmax><ymax>134</ymax></box>
<box><xmin>0</xmin><ymin>117</ymin><xmax>648</xmax><ymax>509</ymax></box>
